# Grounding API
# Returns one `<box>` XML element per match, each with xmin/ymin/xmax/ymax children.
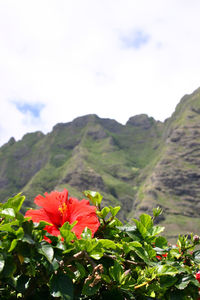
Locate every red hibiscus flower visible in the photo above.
<box><xmin>25</xmin><ymin>189</ymin><xmax>100</xmax><ymax>240</ymax></box>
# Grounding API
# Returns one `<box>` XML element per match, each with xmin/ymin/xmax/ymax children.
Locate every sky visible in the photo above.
<box><xmin>0</xmin><ymin>0</ymin><xmax>200</xmax><ymax>146</ymax></box>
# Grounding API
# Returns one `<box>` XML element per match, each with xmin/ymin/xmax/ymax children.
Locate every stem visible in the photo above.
<box><xmin>134</xmin><ymin>279</ymin><xmax>154</xmax><ymax>289</ymax></box>
<box><xmin>103</xmin><ymin>254</ymin><xmax>145</xmax><ymax>266</ymax></box>
<box><xmin>83</xmin><ymin>251</ymin><xmax>97</xmax><ymax>268</ymax></box>
<box><xmin>100</xmin><ymin>216</ymin><xmax>115</xmax><ymax>232</ymax></box>
<box><xmin>125</xmin><ymin>259</ymin><xmax>145</xmax><ymax>266</ymax></box>
<box><xmin>64</xmin><ymin>250</ymin><xmax>96</xmax><ymax>269</ymax></box>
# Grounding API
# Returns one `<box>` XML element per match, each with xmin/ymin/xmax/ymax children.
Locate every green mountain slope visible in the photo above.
<box><xmin>1</xmin><ymin>87</ymin><xmax>200</xmax><ymax>237</ymax></box>
<box><xmin>132</xmin><ymin>87</ymin><xmax>200</xmax><ymax>238</ymax></box>
<box><xmin>0</xmin><ymin>114</ymin><xmax>162</xmax><ymax>220</ymax></box>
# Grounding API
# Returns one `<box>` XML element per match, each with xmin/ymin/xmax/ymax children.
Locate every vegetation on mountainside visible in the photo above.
<box><xmin>1</xmin><ymin>88</ymin><xmax>200</xmax><ymax>239</ymax></box>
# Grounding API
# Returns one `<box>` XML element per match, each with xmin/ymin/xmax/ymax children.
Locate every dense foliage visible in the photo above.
<box><xmin>1</xmin><ymin>190</ymin><xmax>200</xmax><ymax>299</ymax></box>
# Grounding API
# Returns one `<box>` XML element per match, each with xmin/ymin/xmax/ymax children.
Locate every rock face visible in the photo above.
<box><xmin>132</xmin><ymin>88</ymin><xmax>200</xmax><ymax>238</ymax></box>
<box><xmin>126</xmin><ymin>114</ymin><xmax>156</xmax><ymax>129</ymax></box>
<box><xmin>1</xmin><ymin>88</ymin><xmax>200</xmax><ymax>238</ymax></box>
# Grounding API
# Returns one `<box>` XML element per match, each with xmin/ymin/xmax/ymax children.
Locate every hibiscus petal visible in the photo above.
<box><xmin>67</xmin><ymin>197</ymin><xmax>99</xmax><ymax>238</ymax></box>
<box><xmin>67</xmin><ymin>197</ymin><xmax>96</xmax><ymax>223</ymax></box>
<box><xmin>44</xmin><ymin>225</ymin><xmax>60</xmax><ymax>236</ymax></box>
<box><xmin>35</xmin><ymin>189</ymin><xmax>68</xmax><ymax>211</ymax></box>
<box><xmin>72</xmin><ymin>213</ymin><xmax>100</xmax><ymax>238</ymax></box>
<box><xmin>34</xmin><ymin>189</ymin><xmax>68</xmax><ymax>226</ymax></box>
<box><xmin>25</xmin><ymin>208</ymin><xmax>53</xmax><ymax>224</ymax></box>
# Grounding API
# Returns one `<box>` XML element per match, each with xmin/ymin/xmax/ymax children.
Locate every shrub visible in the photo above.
<box><xmin>0</xmin><ymin>190</ymin><xmax>200</xmax><ymax>299</ymax></box>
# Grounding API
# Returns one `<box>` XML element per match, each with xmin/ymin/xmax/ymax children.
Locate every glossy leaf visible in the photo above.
<box><xmin>38</xmin><ymin>242</ymin><xmax>54</xmax><ymax>262</ymax></box>
<box><xmin>83</xmin><ymin>190</ymin><xmax>103</xmax><ymax>206</ymax></box>
<box><xmin>50</xmin><ymin>273</ymin><xmax>74</xmax><ymax>300</ymax></box>
<box><xmin>3</xmin><ymin>193</ymin><xmax>25</xmax><ymax>213</ymax></box>
<box><xmin>100</xmin><ymin>206</ymin><xmax>110</xmax><ymax>219</ymax></box>
<box><xmin>109</xmin><ymin>206</ymin><xmax>121</xmax><ymax>217</ymax></box>
<box><xmin>0</xmin><ymin>208</ymin><xmax>16</xmax><ymax>218</ymax></box>
<box><xmin>8</xmin><ymin>239</ymin><xmax>18</xmax><ymax>252</ymax></box>
<box><xmin>0</xmin><ymin>254</ymin><xmax>5</xmax><ymax>272</ymax></box>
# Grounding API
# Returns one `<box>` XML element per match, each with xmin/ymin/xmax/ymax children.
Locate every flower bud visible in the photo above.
<box><xmin>193</xmin><ymin>235</ymin><xmax>200</xmax><ymax>243</ymax></box>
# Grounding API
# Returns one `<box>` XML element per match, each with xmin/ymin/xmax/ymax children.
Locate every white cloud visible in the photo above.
<box><xmin>0</xmin><ymin>0</ymin><xmax>200</xmax><ymax>145</ymax></box>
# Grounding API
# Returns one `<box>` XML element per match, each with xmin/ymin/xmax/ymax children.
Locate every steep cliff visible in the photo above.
<box><xmin>132</xmin><ymin>87</ymin><xmax>200</xmax><ymax>238</ymax></box>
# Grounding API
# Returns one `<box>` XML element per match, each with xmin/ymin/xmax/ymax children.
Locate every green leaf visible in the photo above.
<box><xmin>117</xmin><ymin>225</ymin><xmax>137</xmax><ymax>232</ymax></box>
<box><xmin>38</xmin><ymin>242</ymin><xmax>54</xmax><ymax>262</ymax></box>
<box><xmin>132</xmin><ymin>218</ymin><xmax>147</xmax><ymax>239</ymax></box>
<box><xmin>60</xmin><ymin>221</ymin><xmax>76</xmax><ymax>243</ymax></box>
<box><xmin>22</xmin><ymin>233</ymin><xmax>35</xmax><ymax>244</ymax></box>
<box><xmin>0</xmin><ymin>254</ymin><xmax>5</xmax><ymax>272</ymax></box>
<box><xmin>50</xmin><ymin>273</ymin><xmax>74</xmax><ymax>300</ymax></box>
<box><xmin>155</xmin><ymin>236</ymin><xmax>168</xmax><ymax>248</ymax></box>
<box><xmin>99</xmin><ymin>239</ymin><xmax>117</xmax><ymax>250</ymax></box>
<box><xmin>100</xmin><ymin>207</ymin><xmax>110</xmax><ymax>219</ymax></box>
<box><xmin>9</xmin><ymin>239</ymin><xmax>18</xmax><ymax>252</ymax></box>
<box><xmin>139</xmin><ymin>214</ymin><xmax>153</xmax><ymax>230</ymax></box>
<box><xmin>1</xmin><ymin>256</ymin><xmax>16</xmax><ymax>277</ymax></box>
<box><xmin>86</xmin><ymin>240</ymin><xmax>105</xmax><ymax>259</ymax></box>
<box><xmin>33</xmin><ymin>220</ymin><xmax>52</xmax><ymax>229</ymax></box>
<box><xmin>22</xmin><ymin>219</ymin><xmax>34</xmax><ymax>234</ymax></box>
<box><xmin>0</xmin><ymin>208</ymin><xmax>16</xmax><ymax>218</ymax></box>
<box><xmin>0</xmin><ymin>221</ymin><xmax>19</xmax><ymax>233</ymax></box>
<box><xmin>63</xmin><ymin>244</ymin><xmax>75</xmax><ymax>254</ymax></box>
<box><xmin>193</xmin><ymin>250</ymin><xmax>200</xmax><ymax>263</ymax></box>
<box><xmin>117</xmin><ymin>225</ymin><xmax>141</xmax><ymax>241</ymax></box>
<box><xmin>133</xmin><ymin>214</ymin><xmax>163</xmax><ymax>239</ymax></box>
<box><xmin>109</xmin><ymin>261</ymin><xmax>123</xmax><ymax>282</ymax></box>
<box><xmin>16</xmin><ymin>212</ymin><xmax>25</xmax><ymax>223</ymax></box>
<box><xmin>108</xmin><ymin>217</ymin><xmax>123</xmax><ymax>227</ymax></box>
<box><xmin>75</xmin><ymin>262</ymin><xmax>86</xmax><ymax>278</ymax></box>
<box><xmin>129</xmin><ymin>241</ymin><xmax>142</xmax><ymax>248</ymax></box>
<box><xmin>16</xmin><ymin>227</ymin><xmax>24</xmax><ymax>239</ymax></box>
<box><xmin>170</xmin><ymin>248</ymin><xmax>181</xmax><ymax>259</ymax></box>
<box><xmin>175</xmin><ymin>275</ymin><xmax>193</xmax><ymax>290</ymax></box>
<box><xmin>109</xmin><ymin>206</ymin><xmax>121</xmax><ymax>217</ymax></box>
<box><xmin>3</xmin><ymin>193</ymin><xmax>25</xmax><ymax>213</ymax></box>
<box><xmin>129</xmin><ymin>242</ymin><xmax>152</xmax><ymax>264</ymax></box>
<box><xmin>81</xmin><ymin>227</ymin><xmax>92</xmax><ymax>239</ymax></box>
<box><xmin>49</xmin><ymin>258</ymin><xmax>59</xmax><ymax>271</ymax></box>
<box><xmin>144</xmin><ymin>243</ymin><xmax>156</xmax><ymax>259</ymax></box>
<box><xmin>160</xmin><ymin>275</ymin><xmax>178</xmax><ymax>288</ymax></box>
<box><xmin>153</xmin><ymin>207</ymin><xmax>163</xmax><ymax>217</ymax></box>
<box><xmin>150</xmin><ymin>225</ymin><xmax>165</xmax><ymax>236</ymax></box>
<box><xmin>90</xmin><ymin>252</ymin><xmax>103</xmax><ymax>260</ymax></box>
<box><xmin>156</xmin><ymin>265</ymin><xmax>178</xmax><ymax>276</ymax></box>
<box><xmin>60</xmin><ymin>221</ymin><xmax>77</xmax><ymax>232</ymax></box>
<box><xmin>83</xmin><ymin>190</ymin><xmax>103</xmax><ymax>206</ymax></box>
<box><xmin>101</xmin><ymin>274</ymin><xmax>111</xmax><ymax>283</ymax></box>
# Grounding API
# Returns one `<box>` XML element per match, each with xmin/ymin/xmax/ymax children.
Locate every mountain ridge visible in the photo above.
<box><xmin>1</xmin><ymin>87</ymin><xmax>200</xmax><ymax>239</ymax></box>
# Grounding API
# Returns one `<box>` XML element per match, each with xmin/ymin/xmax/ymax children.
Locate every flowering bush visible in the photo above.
<box><xmin>0</xmin><ymin>189</ymin><xmax>200</xmax><ymax>299</ymax></box>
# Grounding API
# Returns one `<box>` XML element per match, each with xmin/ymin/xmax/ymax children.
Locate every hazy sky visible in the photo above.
<box><xmin>0</xmin><ymin>0</ymin><xmax>200</xmax><ymax>146</ymax></box>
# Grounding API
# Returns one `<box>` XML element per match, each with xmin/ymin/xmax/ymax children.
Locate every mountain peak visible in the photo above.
<box><xmin>126</xmin><ymin>114</ymin><xmax>156</xmax><ymax>129</ymax></box>
<box><xmin>72</xmin><ymin>114</ymin><xmax>99</xmax><ymax>127</ymax></box>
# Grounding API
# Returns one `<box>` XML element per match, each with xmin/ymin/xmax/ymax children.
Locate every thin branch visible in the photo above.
<box><xmin>103</xmin><ymin>253</ymin><xmax>145</xmax><ymax>266</ymax></box>
<box><xmin>83</xmin><ymin>250</ymin><xmax>97</xmax><ymax>268</ymax></box>
<box><xmin>64</xmin><ymin>250</ymin><xmax>96</xmax><ymax>269</ymax></box>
